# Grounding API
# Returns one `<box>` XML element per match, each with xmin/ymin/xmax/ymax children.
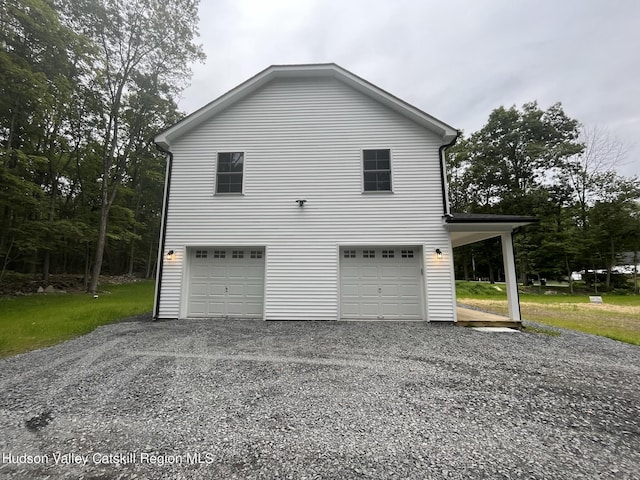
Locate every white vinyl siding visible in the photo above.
<box><xmin>158</xmin><ymin>76</ymin><xmax>455</xmax><ymax>321</ymax></box>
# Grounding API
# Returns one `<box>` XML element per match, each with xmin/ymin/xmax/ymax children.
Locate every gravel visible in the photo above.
<box><xmin>0</xmin><ymin>318</ymin><xmax>638</xmax><ymax>479</ymax></box>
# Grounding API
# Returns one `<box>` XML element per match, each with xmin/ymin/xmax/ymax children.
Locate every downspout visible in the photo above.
<box><xmin>438</xmin><ymin>131</ymin><xmax>459</xmax><ymax>324</ymax></box>
<box><xmin>152</xmin><ymin>142</ymin><xmax>173</xmax><ymax>320</ymax></box>
<box><xmin>439</xmin><ymin>131</ymin><xmax>460</xmax><ymax>215</ymax></box>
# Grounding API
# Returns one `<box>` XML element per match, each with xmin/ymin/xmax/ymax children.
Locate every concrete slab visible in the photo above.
<box><xmin>472</xmin><ymin>327</ymin><xmax>520</xmax><ymax>333</ymax></box>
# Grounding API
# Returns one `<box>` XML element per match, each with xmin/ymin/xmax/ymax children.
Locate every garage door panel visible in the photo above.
<box><xmin>210</xmin><ymin>268</ymin><xmax>227</xmax><ymax>280</ymax></box>
<box><xmin>226</xmin><ymin>302</ymin><xmax>245</xmax><ymax>316</ymax></box>
<box><xmin>359</xmin><ymin>266</ymin><xmax>379</xmax><ymax>279</ymax></box>
<box><xmin>245</xmin><ymin>283</ymin><xmax>264</xmax><ymax>296</ymax></box>
<box><xmin>207</xmin><ymin>301</ymin><xmax>225</xmax><ymax>316</ymax></box>
<box><xmin>380</xmin><ymin>283</ymin><xmax>399</xmax><ymax>296</ymax></box>
<box><xmin>379</xmin><ymin>266</ymin><xmax>399</xmax><ymax>278</ymax></box>
<box><xmin>340</xmin><ymin>247</ymin><xmax>422</xmax><ymax>320</ymax></box>
<box><xmin>226</xmin><ymin>266</ymin><xmax>247</xmax><ymax>279</ymax></box>
<box><xmin>341</xmin><ymin>284</ymin><xmax>359</xmax><ymax>297</ymax></box>
<box><xmin>399</xmin><ymin>303</ymin><xmax>420</xmax><ymax>317</ymax></box>
<box><xmin>398</xmin><ymin>266</ymin><xmax>418</xmax><ymax>280</ymax></box>
<box><xmin>360</xmin><ymin>283</ymin><xmax>379</xmax><ymax>296</ymax></box>
<box><xmin>245</xmin><ymin>266</ymin><xmax>265</xmax><ymax>278</ymax></box>
<box><xmin>191</xmin><ymin>265</ymin><xmax>210</xmax><ymax>279</ymax></box>
<box><xmin>398</xmin><ymin>283</ymin><xmax>419</xmax><ymax>296</ymax></box>
<box><xmin>190</xmin><ymin>283</ymin><xmax>208</xmax><ymax>297</ymax></box>
<box><xmin>188</xmin><ymin>248</ymin><xmax>264</xmax><ymax>318</ymax></box>
<box><xmin>189</xmin><ymin>301</ymin><xmax>206</xmax><ymax>315</ymax></box>
<box><xmin>341</xmin><ymin>302</ymin><xmax>360</xmax><ymax>316</ymax></box>
<box><xmin>244</xmin><ymin>302</ymin><xmax>263</xmax><ymax>316</ymax></box>
<box><xmin>381</xmin><ymin>301</ymin><xmax>401</xmax><ymax>316</ymax></box>
<box><xmin>208</xmin><ymin>284</ymin><xmax>226</xmax><ymax>296</ymax></box>
<box><xmin>227</xmin><ymin>283</ymin><xmax>246</xmax><ymax>296</ymax></box>
<box><xmin>360</xmin><ymin>302</ymin><xmax>380</xmax><ymax>317</ymax></box>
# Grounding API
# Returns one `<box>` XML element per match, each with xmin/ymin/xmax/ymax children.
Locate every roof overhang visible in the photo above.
<box><xmin>155</xmin><ymin>63</ymin><xmax>458</xmax><ymax>150</ymax></box>
<box><xmin>444</xmin><ymin>213</ymin><xmax>538</xmax><ymax>248</ymax></box>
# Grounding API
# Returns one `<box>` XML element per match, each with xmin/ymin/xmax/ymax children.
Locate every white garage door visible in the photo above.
<box><xmin>340</xmin><ymin>247</ymin><xmax>423</xmax><ymax>320</ymax></box>
<box><xmin>188</xmin><ymin>248</ymin><xmax>265</xmax><ymax>318</ymax></box>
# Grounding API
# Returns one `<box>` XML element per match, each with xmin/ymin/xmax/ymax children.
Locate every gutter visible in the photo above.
<box><xmin>438</xmin><ymin>131</ymin><xmax>460</xmax><ymax>215</ymax></box>
<box><xmin>152</xmin><ymin>142</ymin><xmax>174</xmax><ymax>320</ymax></box>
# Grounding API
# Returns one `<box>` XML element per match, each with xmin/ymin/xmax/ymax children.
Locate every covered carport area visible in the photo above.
<box><xmin>444</xmin><ymin>213</ymin><xmax>538</xmax><ymax>323</ymax></box>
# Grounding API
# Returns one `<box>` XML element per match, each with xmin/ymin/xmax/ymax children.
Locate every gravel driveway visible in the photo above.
<box><xmin>1</xmin><ymin>318</ymin><xmax>638</xmax><ymax>480</ymax></box>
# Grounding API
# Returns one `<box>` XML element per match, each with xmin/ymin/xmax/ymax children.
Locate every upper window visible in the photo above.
<box><xmin>216</xmin><ymin>152</ymin><xmax>244</xmax><ymax>194</ymax></box>
<box><xmin>363</xmin><ymin>149</ymin><xmax>391</xmax><ymax>192</ymax></box>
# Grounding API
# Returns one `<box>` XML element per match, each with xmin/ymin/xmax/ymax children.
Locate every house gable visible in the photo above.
<box><xmin>155</xmin><ymin>64</ymin><xmax>458</xmax><ymax>149</ymax></box>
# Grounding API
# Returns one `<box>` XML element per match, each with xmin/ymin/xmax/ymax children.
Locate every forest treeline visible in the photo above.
<box><xmin>447</xmin><ymin>103</ymin><xmax>640</xmax><ymax>292</ymax></box>
<box><xmin>0</xmin><ymin>0</ymin><xmax>204</xmax><ymax>291</ymax></box>
<box><xmin>1</xmin><ymin>1</ymin><xmax>638</xmax><ymax>293</ymax></box>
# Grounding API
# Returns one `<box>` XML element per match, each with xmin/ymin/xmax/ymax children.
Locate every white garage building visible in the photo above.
<box><xmin>153</xmin><ymin>64</ymin><xmax>533</xmax><ymax>323</ymax></box>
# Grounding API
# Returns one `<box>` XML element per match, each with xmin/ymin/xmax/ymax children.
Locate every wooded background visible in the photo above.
<box><xmin>1</xmin><ymin>0</ymin><xmax>638</xmax><ymax>293</ymax></box>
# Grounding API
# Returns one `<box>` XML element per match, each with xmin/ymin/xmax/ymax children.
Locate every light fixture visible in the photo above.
<box><xmin>166</xmin><ymin>249</ymin><xmax>175</xmax><ymax>260</ymax></box>
<box><xmin>435</xmin><ymin>248</ymin><xmax>443</xmax><ymax>259</ymax></box>
<box><xmin>296</xmin><ymin>199</ymin><xmax>307</xmax><ymax>207</ymax></box>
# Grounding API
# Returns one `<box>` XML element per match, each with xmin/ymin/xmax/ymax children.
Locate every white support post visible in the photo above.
<box><xmin>501</xmin><ymin>232</ymin><xmax>521</xmax><ymax>322</ymax></box>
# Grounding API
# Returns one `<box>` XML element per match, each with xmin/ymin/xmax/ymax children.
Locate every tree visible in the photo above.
<box><xmin>0</xmin><ymin>0</ymin><xmax>89</xmax><ymax>282</ymax></box>
<box><xmin>564</xmin><ymin>125</ymin><xmax>629</xmax><ymax>230</ymax></box>
<box><xmin>446</xmin><ymin>102</ymin><xmax>584</xmax><ymax>283</ymax></box>
<box><xmin>461</xmin><ymin>102</ymin><xmax>583</xmax><ymax>212</ymax></box>
<box><xmin>58</xmin><ymin>0</ymin><xmax>205</xmax><ymax>292</ymax></box>
<box><xmin>586</xmin><ymin>174</ymin><xmax>640</xmax><ymax>290</ymax></box>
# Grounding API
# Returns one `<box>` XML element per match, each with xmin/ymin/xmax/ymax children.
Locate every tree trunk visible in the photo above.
<box><xmin>42</xmin><ymin>175</ymin><xmax>57</xmax><ymax>283</ymax></box>
<box><xmin>89</xmin><ymin>206</ymin><xmax>109</xmax><ymax>293</ymax></box>
<box><xmin>606</xmin><ymin>238</ymin><xmax>614</xmax><ymax>290</ymax></box>
<box><xmin>565</xmin><ymin>255</ymin><xmax>574</xmax><ymax>294</ymax></box>
<box><xmin>146</xmin><ymin>239</ymin><xmax>154</xmax><ymax>279</ymax></box>
<box><xmin>43</xmin><ymin>251</ymin><xmax>50</xmax><ymax>284</ymax></box>
<box><xmin>634</xmin><ymin>250</ymin><xmax>638</xmax><ymax>295</ymax></box>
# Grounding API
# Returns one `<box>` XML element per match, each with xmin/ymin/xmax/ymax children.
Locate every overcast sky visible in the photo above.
<box><xmin>178</xmin><ymin>0</ymin><xmax>639</xmax><ymax>178</ymax></box>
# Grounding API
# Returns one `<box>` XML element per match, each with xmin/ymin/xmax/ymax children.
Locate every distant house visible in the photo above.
<box><xmin>153</xmin><ymin>64</ymin><xmax>534</xmax><ymax>322</ymax></box>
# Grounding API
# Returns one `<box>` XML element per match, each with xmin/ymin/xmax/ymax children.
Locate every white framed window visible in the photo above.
<box><xmin>401</xmin><ymin>250</ymin><xmax>414</xmax><ymax>258</ymax></box>
<box><xmin>213</xmin><ymin>250</ymin><xmax>226</xmax><ymax>259</ymax></box>
<box><xmin>363</xmin><ymin>149</ymin><xmax>391</xmax><ymax>192</ymax></box>
<box><xmin>343</xmin><ymin>250</ymin><xmax>356</xmax><ymax>258</ymax></box>
<box><xmin>216</xmin><ymin>152</ymin><xmax>244</xmax><ymax>194</ymax></box>
<box><xmin>195</xmin><ymin>250</ymin><xmax>208</xmax><ymax>258</ymax></box>
<box><xmin>250</xmin><ymin>250</ymin><xmax>263</xmax><ymax>259</ymax></box>
<box><xmin>232</xmin><ymin>250</ymin><xmax>244</xmax><ymax>259</ymax></box>
<box><xmin>363</xmin><ymin>250</ymin><xmax>376</xmax><ymax>258</ymax></box>
<box><xmin>382</xmin><ymin>250</ymin><xmax>395</xmax><ymax>258</ymax></box>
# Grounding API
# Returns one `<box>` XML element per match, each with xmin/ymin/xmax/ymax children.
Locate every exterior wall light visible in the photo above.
<box><xmin>435</xmin><ymin>248</ymin><xmax>443</xmax><ymax>259</ymax></box>
<box><xmin>296</xmin><ymin>199</ymin><xmax>307</xmax><ymax>207</ymax></box>
<box><xmin>166</xmin><ymin>250</ymin><xmax>175</xmax><ymax>260</ymax></box>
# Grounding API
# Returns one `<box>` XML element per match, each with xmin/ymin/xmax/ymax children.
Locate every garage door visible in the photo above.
<box><xmin>188</xmin><ymin>248</ymin><xmax>264</xmax><ymax>318</ymax></box>
<box><xmin>340</xmin><ymin>247</ymin><xmax>423</xmax><ymax>320</ymax></box>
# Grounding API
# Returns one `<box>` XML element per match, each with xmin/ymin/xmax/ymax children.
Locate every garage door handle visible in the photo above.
<box><xmin>225</xmin><ymin>286</ymin><xmax>228</xmax><ymax>293</ymax></box>
<box><xmin>378</xmin><ymin>287</ymin><xmax>381</xmax><ymax>293</ymax></box>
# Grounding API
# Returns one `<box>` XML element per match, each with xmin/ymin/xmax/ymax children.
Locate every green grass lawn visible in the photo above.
<box><xmin>0</xmin><ymin>281</ymin><xmax>154</xmax><ymax>358</ymax></box>
<box><xmin>456</xmin><ymin>281</ymin><xmax>640</xmax><ymax>345</ymax></box>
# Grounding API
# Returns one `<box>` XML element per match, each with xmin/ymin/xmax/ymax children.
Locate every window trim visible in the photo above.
<box><xmin>215</xmin><ymin>151</ymin><xmax>245</xmax><ymax>195</ymax></box>
<box><xmin>361</xmin><ymin>148</ymin><xmax>393</xmax><ymax>193</ymax></box>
